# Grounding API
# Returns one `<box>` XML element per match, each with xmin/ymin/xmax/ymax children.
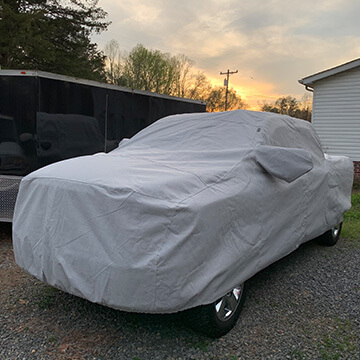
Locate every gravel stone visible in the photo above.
<box><xmin>1</xmin><ymin>222</ymin><xmax>359</xmax><ymax>359</ymax></box>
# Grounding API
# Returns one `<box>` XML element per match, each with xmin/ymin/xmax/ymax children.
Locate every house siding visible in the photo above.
<box><xmin>312</xmin><ymin>67</ymin><xmax>360</xmax><ymax>161</ymax></box>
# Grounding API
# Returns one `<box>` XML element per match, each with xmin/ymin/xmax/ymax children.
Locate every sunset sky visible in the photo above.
<box><xmin>93</xmin><ymin>0</ymin><xmax>360</xmax><ymax>109</ymax></box>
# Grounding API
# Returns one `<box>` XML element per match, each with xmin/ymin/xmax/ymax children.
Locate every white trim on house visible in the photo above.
<box><xmin>299</xmin><ymin>58</ymin><xmax>360</xmax><ymax>88</ymax></box>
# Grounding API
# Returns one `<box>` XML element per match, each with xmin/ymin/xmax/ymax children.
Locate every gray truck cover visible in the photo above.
<box><xmin>13</xmin><ymin>110</ymin><xmax>353</xmax><ymax>313</ymax></box>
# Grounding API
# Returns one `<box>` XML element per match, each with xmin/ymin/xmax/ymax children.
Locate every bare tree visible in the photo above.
<box><xmin>104</xmin><ymin>40</ymin><xmax>123</xmax><ymax>85</ymax></box>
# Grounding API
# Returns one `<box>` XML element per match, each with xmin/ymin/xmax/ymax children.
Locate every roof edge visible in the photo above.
<box><xmin>0</xmin><ymin>69</ymin><xmax>206</xmax><ymax>105</ymax></box>
<box><xmin>298</xmin><ymin>57</ymin><xmax>360</xmax><ymax>87</ymax></box>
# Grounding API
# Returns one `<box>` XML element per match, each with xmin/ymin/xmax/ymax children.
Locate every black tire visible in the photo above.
<box><xmin>316</xmin><ymin>222</ymin><xmax>342</xmax><ymax>246</ymax></box>
<box><xmin>184</xmin><ymin>283</ymin><xmax>246</xmax><ymax>338</ymax></box>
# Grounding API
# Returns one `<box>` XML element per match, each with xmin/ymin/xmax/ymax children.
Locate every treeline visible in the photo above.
<box><xmin>104</xmin><ymin>42</ymin><xmax>313</xmax><ymax>118</ymax></box>
<box><xmin>261</xmin><ymin>95</ymin><xmax>312</xmax><ymax>121</ymax></box>
<box><xmin>0</xmin><ymin>0</ymin><xmax>108</xmax><ymax>81</ymax></box>
<box><xmin>104</xmin><ymin>41</ymin><xmax>247</xmax><ymax>112</ymax></box>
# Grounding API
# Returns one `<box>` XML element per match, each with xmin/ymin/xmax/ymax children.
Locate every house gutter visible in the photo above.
<box><xmin>298</xmin><ymin>79</ymin><xmax>314</xmax><ymax>92</ymax></box>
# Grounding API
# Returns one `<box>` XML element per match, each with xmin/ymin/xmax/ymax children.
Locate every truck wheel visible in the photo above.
<box><xmin>316</xmin><ymin>222</ymin><xmax>342</xmax><ymax>246</ymax></box>
<box><xmin>185</xmin><ymin>283</ymin><xmax>246</xmax><ymax>338</ymax></box>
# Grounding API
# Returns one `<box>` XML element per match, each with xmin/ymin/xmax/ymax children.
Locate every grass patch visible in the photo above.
<box><xmin>341</xmin><ymin>192</ymin><xmax>360</xmax><ymax>243</ymax></box>
<box><xmin>36</xmin><ymin>286</ymin><xmax>59</xmax><ymax>309</ymax></box>
<box><xmin>47</xmin><ymin>335</ymin><xmax>57</xmax><ymax>343</ymax></box>
<box><xmin>352</xmin><ymin>177</ymin><xmax>360</xmax><ymax>190</ymax></box>
<box><xmin>317</xmin><ymin>319</ymin><xmax>357</xmax><ymax>359</ymax></box>
<box><xmin>291</xmin><ymin>349</ymin><xmax>306</xmax><ymax>359</ymax></box>
<box><xmin>186</xmin><ymin>338</ymin><xmax>210</xmax><ymax>352</ymax></box>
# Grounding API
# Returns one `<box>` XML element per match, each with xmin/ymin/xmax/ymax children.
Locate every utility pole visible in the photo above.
<box><xmin>220</xmin><ymin>69</ymin><xmax>238</xmax><ymax>111</ymax></box>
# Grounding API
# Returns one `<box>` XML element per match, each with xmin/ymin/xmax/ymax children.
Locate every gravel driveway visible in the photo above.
<box><xmin>1</xmin><ymin>222</ymin><xmax>359</xmax><ymax>360</ymax></box>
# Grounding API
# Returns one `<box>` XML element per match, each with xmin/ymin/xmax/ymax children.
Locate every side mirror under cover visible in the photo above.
<box><xmin>255</xmin><ymin>145</ymin><xmax>313</xmax><ymax>183</ymax></box>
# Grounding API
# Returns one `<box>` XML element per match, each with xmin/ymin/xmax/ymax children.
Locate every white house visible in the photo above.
<box><xmin>299</xmin><ymin>58</ymin><xmax>360</xmax><ymax>178</ymax></box>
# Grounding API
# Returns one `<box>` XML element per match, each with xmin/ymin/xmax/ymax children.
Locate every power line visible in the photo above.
<box><xmin>220</xmin><ymin>69</ymin><xmax>238</xmax><ymax>111</ymax></box>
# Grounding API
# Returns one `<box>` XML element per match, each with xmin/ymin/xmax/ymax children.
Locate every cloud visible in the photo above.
<box><xmin>94</xmin><ymin>0</ymin><xmax>360</xmax><ymax>108</ymax></box>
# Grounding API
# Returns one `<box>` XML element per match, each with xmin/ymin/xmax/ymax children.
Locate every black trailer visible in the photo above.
<box><xmin>0</xmin><ymin>70</ymin><xmax>206</xmax><ymax>222</ymax></box>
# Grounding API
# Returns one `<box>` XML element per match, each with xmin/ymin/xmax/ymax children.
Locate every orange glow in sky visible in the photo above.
<box><xmin>207</xmin><ymin>74</ymin><xmax>283</xmax><ymax>111</ymax></box>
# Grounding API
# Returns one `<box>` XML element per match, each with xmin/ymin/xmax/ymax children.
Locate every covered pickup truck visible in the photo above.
<box><xmin>13</xmin><ymin>110</ymin><xmax>353</xmax><ymax>337</ymax></box>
